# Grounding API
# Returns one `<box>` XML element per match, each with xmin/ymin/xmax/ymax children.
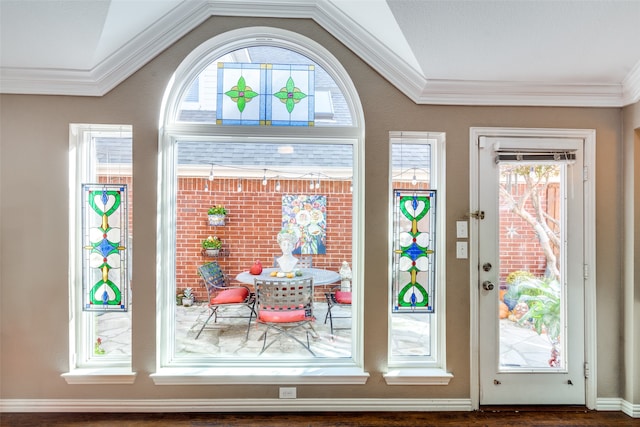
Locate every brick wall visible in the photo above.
<box><xmin>99</xmin><ymin>176</ymin><xmax>558</xmax><ymax>299</ymax></box>
<box><xmin>498</xmin><ymin>183</ymin><xmax>560</xmax><ymax>284</ymax></box>
<box><xmin>177</xmin><ymin>177</ymin><xmax>353</xmax><ymax>301</ymax></box>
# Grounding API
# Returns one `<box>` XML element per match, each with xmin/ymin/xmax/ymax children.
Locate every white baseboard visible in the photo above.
<box><xmin>597</xmin><ymin>397</ymin><xmax>640</xmax><ymax>418</ymax></box>
<box><xmin>0</xmin><ymin>398</ymin><xmax>473</xmax><ymax>413</ymax></box>
<box><xmin>4</xmin><ymin>398</ymin><xmax>637</xmax><ymax>417</ymax></box>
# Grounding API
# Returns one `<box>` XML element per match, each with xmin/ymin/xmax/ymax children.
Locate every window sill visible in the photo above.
<box><xmin>383</xmin><ymin>368</ymin><xmax>453</xmax><ymax>385</ymax></box>
<box><xmin>151</xmin><ymin>366</ymin><xmax>370</xmax><ymax>385</ymax></box>
<box><xmin>61</xmin><ymin>368</ymin><xmax>137</xmax><ymax>385</ymax></box>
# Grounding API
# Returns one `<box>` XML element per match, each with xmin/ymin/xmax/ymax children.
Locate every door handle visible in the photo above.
<box><xmin>482</xmin><ymin>281</ymin><xmax>495</xmax><ymax>291</ymax></box>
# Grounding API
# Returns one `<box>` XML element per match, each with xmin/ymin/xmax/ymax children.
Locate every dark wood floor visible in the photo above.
<box><xmin>1</xmin><ymin>408</ymin><xmax>638</xmax><ymax>427</ymax></box>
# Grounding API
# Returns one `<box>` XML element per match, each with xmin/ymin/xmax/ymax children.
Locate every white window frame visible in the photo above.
<box><xmin>63</xmin><ymin>124</ymin><xmax>136</xmax><ymax>385</ymax></box>
<box><xmin>384</xmin><ymin>131</ymin><xmax>452</xmax><ymax>385</ymax></box>
<box><xmin>152</xmin><ymin>27</ymin><xmax>368</xmax><ymax>385</ymax></box>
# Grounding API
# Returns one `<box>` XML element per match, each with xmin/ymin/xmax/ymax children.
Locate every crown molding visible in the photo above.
<box><xmin>622</xmin><ymin>59</ymin><xmax>640</xmax><ymax>106</ymax></box>
<box><xmin>0</xmin><ymin>68</ymin><xmax>103</xmax><ymax>96</ymax></box>
<box><xmin>0</xmin><ymin>0</ymin><xmax>638</xmax><ymax>108</ymax></box>
<box><xmin>416</xmin><ymin>79</ymin><xmax>626</xmax><ymax>107</ymax></box>
<box><xmin>93</xmin><ymin>0</ymin><xmax>213</xmax><ymax>96</ymax></box>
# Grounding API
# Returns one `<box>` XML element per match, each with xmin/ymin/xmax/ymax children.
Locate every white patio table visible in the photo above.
<box><xmin>235</xmin><ymin>267</ymin><xmax>340</xmax><ymax>286</ymax></box>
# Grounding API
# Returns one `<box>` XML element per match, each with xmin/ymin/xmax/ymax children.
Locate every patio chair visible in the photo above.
<box><xmin>255</xmin><ymin>277</ymin><xmax>316</xmax><ymax>356</ymax></box>
<box><xmin>296</xmin><ymin>255</ymin><xmax>313</xmax><ymax>268</ymax></box>
<box><xmin>324</xmin><ymin>282</ymin><xmax>352</xmax><ymax>335</ymax></box>
<box><xmin>272</xmin><ymin>254</ymin><xmax>313</xmax><ymax>268</ymax></box>
<box><xmin>195</xmin><ymin>262</ymin><xmax>256</xmax><ymax>340</ymax></box>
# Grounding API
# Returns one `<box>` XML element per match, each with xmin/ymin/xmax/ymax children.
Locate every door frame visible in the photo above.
<box><xmin>469</xmin><ymin>127</ymin><xmax>597</xmax><ymax>409</ymax></box>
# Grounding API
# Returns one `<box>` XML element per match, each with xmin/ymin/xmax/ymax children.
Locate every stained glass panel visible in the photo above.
<box><xmin>392</xmin><ymin>189</ymin><xmax>436</xmax><ymax>313</ymax></box>
<box><xmin>268</xmin><ymin>64</ymin><xmax>315</xmax><ymax>126</ymax></box>
<box><xmin>217</xmin><ymin>62</ymin><xmax>315</xmax><ymax>126</ymax></box>
<box><xmin>82</xmin><ymin>184</ymin><xmax>129</xmax><ymax>312</ymax></box>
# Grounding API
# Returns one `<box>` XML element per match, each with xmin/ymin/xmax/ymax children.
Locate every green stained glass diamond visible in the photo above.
<box><xmin>274</xmin><ymin>77</ymin><xmax>307</xmax><ymax>113</ymax></box>
<box><xmin>225</xmin><ymin>76</ymin><xmax>258</xmax><ymax>113</ymax></box>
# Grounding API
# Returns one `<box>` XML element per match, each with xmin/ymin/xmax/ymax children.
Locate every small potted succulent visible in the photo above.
<box><xmin>181</xmin><ymin>287</ymin><xmax>194</xmax><ymax>307</ymax></box>
<box><xmin>207</xmin><ymin>205</ymin><xmax>227</xmax><ymax>226</ymax></box>
<box><xmin>202</xmin><ymin>235</ymin><xmax>222</xmax><ymax>256</ymax></box>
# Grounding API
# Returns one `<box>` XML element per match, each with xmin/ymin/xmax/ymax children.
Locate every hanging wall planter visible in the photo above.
<box><xmin>208</xmin><ymin>214</ymin><xmax>226</xmax><ymax>226</ymax></box>
<box><xmin>202</xmin><ymin>236</ymin><xmax>223</xmax><ymax>257</ymax></box>
<box><xmin>204</xmin><ymin>248</ymin><xmax>220</xmax><ymax>257</ymax></box>
<box><xmin>207</xmin><ymin>205</ymin><xmax>227</xmax><ymax>226</ymax></box>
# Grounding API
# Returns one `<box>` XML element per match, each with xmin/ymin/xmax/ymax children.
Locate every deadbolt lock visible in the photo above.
<box><xmin>482</xmin><ymin>281</ymin><xmax>495</xmax><ymax>291</ymax></box>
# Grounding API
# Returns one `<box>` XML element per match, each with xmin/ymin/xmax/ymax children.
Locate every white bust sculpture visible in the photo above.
<box><xmin>276</xmin><ymin>230</ymin><xmax>299</xmax><ymax>273</ymax></box>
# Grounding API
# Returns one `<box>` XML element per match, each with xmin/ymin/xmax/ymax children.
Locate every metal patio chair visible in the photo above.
<box><xmin>255</xmin><ymin>277</ymin><xmax>316</xmax><ymax>356</ymax></box>
<box><xmin>195</xmin><ymin>262</ymin><xmax>256</xmax><ymax>340</ymax></box>
<box><xmin>272</xmin><ymin>254</ymin><xmax>313</xmax><ymax>268</ymax></box>
<box><xmin>324</xmin><ymin>282</ymin><xmax>352</xmax><ymax>335</ymax></box>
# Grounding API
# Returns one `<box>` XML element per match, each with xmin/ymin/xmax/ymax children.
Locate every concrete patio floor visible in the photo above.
<box><xmin>96</xmin><ymin>303</ymin><xmax>553</xmax><ymax>366</ymax></box>
<box><xmin>499</xmin><ymin>318</ymin><xmax>557</xmax><ymax>369</ymax></box>
<box><xmin>174</xmin><ymin>301</ymin><xmax>353</xmax><ymax>358</ymax></box>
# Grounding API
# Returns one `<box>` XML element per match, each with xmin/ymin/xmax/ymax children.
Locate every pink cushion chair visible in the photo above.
<box><xmin>324</xmin><ymin>284</ymin><xmax>352</xmax><ymax>335</ymax></box>
<box><xmin>255</xmin><ymin>277</ymin><xmax>316</xmax><ymax>356</ymax></box>
<box><xmin>196</xmin><ymin>262</ymin><xmax>256</xmax><ymax>340</ymax></box>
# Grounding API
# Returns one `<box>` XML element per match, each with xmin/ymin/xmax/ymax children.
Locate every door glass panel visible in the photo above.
<box><xmin>498</xmin><ymin>163</ymin><xmax>566</xmax><ymax>371</ymax></box>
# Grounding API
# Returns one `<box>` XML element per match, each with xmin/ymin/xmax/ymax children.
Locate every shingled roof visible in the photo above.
<box><xmin>96</xmin><ymin>46</ymin><xmax>430</xmax><ymax>174</ymax></box>
<box><xmin>96</xmin><ymin>138</ymin><xmax>430</xmax><ymax>174</ymax></box>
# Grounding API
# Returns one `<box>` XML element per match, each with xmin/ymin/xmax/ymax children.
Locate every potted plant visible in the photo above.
<box><xmin>518</xmin><ymin>277</ymin><xmax>562</xmax><ymax>367</ymax></box>
<box><xmin>207</xmin><ymin>205</ymin><xmax>227</xmax><ymax>226</ymax></box>
<box><xmin>202</xmin><ymin>235</ymin><xmax>222</xmax><ymax>256</ymax></box>
<box><xmin>503</xmin><ymin>270</ymin><xmax>534</xmax><ymax>310</ymax></box>
<box><xmin>181</xmin><ymin>287</ymin><xmax>194</xmax><ymax>307</ymax></box>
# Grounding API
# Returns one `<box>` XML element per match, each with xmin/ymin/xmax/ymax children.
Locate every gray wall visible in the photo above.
<box><xmin>0</xmin><ymin>16</ymin><xmax>631</xmax><ymax>403</ymax></box>
<box><xmin>623</xmin><ymin>100</ymin><xmax>640</xmax><ymax>405</ymax></box>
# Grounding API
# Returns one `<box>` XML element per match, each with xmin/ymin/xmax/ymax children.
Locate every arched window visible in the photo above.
<box><xmin>154</xmin><ymin>28</ymin><xmax>366</xmax><ymax>383</ymax></box>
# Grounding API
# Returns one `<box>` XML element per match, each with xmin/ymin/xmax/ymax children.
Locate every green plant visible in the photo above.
<box><xmin>207</xmin><ymin>205</ymin><xmax>227</xmax><ymax>215</ymax></box>
<box><xmin>518</xmin><ymin>278</ymin><xmax>561</xmax><ymax>340</ymax></box>
<box><xmin>506</xmin><ymin>270</ymin><xmax>534</xmax><ymax>285</ymax></box>
<box><xmin>503</xmin><ymin>270</ymin><xmax>541</xmax><ymax>309</ymax></box>
<box><xmin>503</xmin><ymin>283</ymin><xmax>521</xmax><ymax>302</ymax></box>
<box><xmin>182</xmin><ymin>287</ymin><xmax>193</xmax><ymax>299</ymax></box>
<box><xmin>202</xmin><ymin>235</ymin><xmax>222</xmax><ymax>249</ymax></box>
<box><xmin>94</xmin><ymin>337</ymin><xmax>106</xmax><ymax>355</ymax></box>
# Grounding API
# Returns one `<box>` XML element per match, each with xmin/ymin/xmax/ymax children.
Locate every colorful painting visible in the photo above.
<box><xmin>392</xmin><ymin>189</ymin><xmax>436</xmax><ymax>313</ymax></box>
<box><xmin>82</xmin><ymin>184</ymin><xmax>129</xmax><ymax>312</ymax></box>
<box><xmin>282</xmin><ymin>194</ymin><xmax>327</xmax><ymax>254</ymax></box>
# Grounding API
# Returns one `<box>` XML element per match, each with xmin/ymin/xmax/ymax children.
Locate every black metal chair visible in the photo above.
<box><xmin>195</xmin><ymin>262</ymin><xmax>255</xmax><ymax>340</ymax></box>
<box><xmin>255</xmin><ymin>277</ymin><xmax>316</xmax><ymax>356</ymax></box>
<box><xmin>324</xmin><ymin>283</ymin><xmax>352</xmax><ymax>335</ymax></box>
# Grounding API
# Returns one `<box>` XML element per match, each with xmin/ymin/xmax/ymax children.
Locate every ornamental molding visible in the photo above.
<box><xmin>0</xmin><ymin>0</ymin><xmax>638</xmax><ymax>107</ymax></box>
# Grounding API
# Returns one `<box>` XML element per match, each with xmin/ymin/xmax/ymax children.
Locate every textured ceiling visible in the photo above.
<box><xmin>1</xmin><ymin>0</ymin><xmax>639</xmax><ymax>106</ymax></box>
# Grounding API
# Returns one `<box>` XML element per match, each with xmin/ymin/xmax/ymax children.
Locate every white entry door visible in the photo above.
<box><xmin>477</xmin><ymin>133</ymin><xmax>586</xmax><ymax>405</ymax></box>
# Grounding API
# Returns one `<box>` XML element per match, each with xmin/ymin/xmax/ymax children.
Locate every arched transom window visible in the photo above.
<box><xmin>155</xmin><ymin>27</ymin><xmax>365</xmax><ymax>382</ymax></box>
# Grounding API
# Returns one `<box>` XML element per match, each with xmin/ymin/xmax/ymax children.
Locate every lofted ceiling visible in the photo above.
<box><xmin>1</xmin><ymin>0</ymin><xmax>639</xmax><ymax>107</ymax></box>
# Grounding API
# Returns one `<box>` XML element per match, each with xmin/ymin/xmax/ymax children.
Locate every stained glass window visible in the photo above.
<box><xmin>82</xmin><ymin>184</ymin><xmax>129</xmax><ymax>312</ymax></box>
<box><xmin>217</xmin><ymin>62</ymin><xmax>315</xmax><ymax>126</ymax></box>
<box><xmin>392</xmin><ymin>189</ymin><xmax>436</xmax><ymax>313</ymax></box>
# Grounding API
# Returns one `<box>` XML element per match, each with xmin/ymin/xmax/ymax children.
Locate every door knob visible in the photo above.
<box><xmin>482</xmin><ymin>281</ymin><xmax>495</xmax><ymax>291</ymax></box>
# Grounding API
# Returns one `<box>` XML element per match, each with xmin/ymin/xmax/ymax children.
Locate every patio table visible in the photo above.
<box><xmin>236</xmin><ymin>267</ymin><xmax>339</xmax><ymax>343</ymax></box>
<box><xmin>235</xmin><ymin>267</ymin><xmax>340</xmax><ymax>286</ymax></box>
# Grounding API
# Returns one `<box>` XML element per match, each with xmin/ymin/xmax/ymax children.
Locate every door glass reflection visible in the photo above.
<box><xmin>498</xmin><ymin>163</ymin><xmax>565</xmax><ymax>371</ymax></box>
